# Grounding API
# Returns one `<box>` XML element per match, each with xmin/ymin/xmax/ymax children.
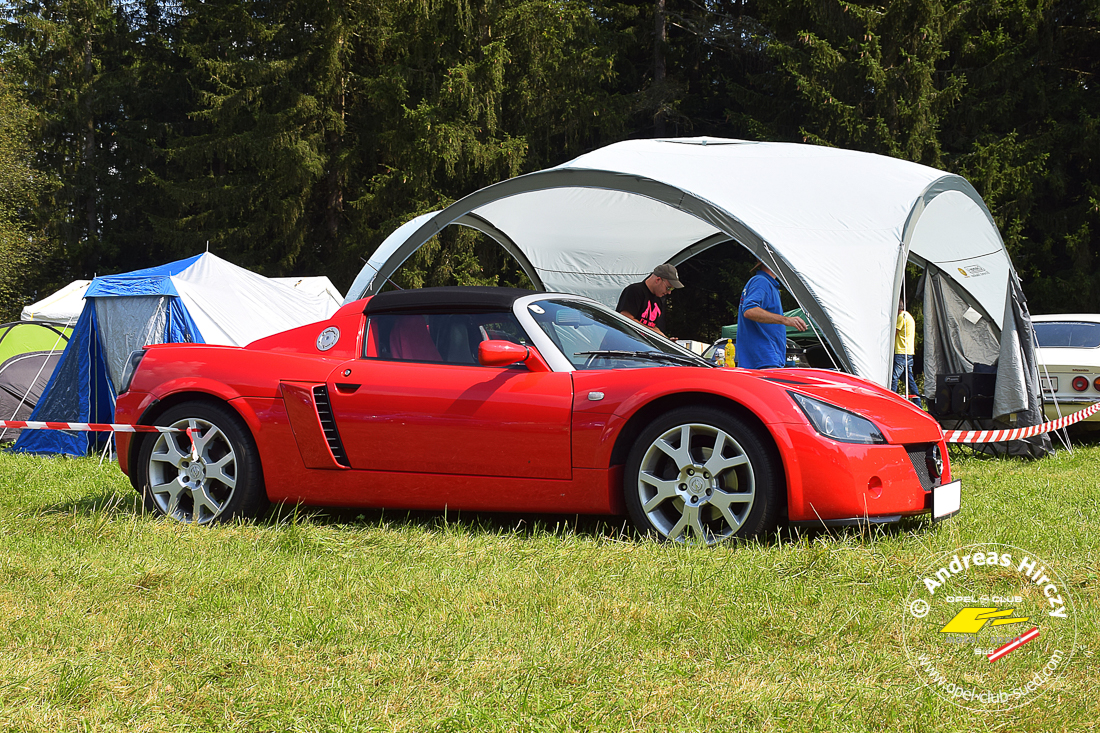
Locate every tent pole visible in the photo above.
<box><xmin>902</xmin><ymin>280</ymin><xmax>907</xmax><ymax>399</ymax></box>
<box><xmin>1039</xmin><ymin>360</ymin><xmax>1073</xmax><ymax>453</ymax></box>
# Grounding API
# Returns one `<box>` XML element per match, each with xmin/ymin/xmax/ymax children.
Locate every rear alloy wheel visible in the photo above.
<box><xmin>136</xmin><ymin>401</ymin><xmax>267</xmax><ymax>524</ymax></box>
<box><xmin>624</xmin><ymin>406</ymin><xmax>780</xmax><ymax>544</ymax></box>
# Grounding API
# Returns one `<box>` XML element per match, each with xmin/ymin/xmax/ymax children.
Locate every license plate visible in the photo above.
<box><xmin>1040</xmin><ymin>376</ymin><xmax>1058</xmax><ymax>393</ymax></box>
<box><xmin>933</xmin><ymin>480</ymin><xmax>961</xmax><ymax>521</ymax></box>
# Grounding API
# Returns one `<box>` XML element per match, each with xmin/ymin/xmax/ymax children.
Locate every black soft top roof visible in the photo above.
<box><xmin>362</xmin><ymin>286</ymin><xmax>537</xmax><ymax>315</ymax></box>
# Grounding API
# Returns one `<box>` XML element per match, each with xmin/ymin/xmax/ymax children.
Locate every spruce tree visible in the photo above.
<box><xmin>943</xmin><ymin>0</ymin><xmax>1100</xmax><ymax>313</ymax></box>
<box><xmin>0</xmin><ymin>71</ymin><xmax>51</xmax><ymax>319</ymax></box>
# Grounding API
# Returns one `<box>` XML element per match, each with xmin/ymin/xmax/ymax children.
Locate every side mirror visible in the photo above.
<box><xmin>478</xmin><ymin>340</ymin><xmax>530</xmax><ymax>367</ymax></box>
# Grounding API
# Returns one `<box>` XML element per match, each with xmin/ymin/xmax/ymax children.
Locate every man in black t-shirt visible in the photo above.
<box><xmin>615</xmin><ymin>263</ymin><xmax>683</xmax><ymax>337</ymax></box>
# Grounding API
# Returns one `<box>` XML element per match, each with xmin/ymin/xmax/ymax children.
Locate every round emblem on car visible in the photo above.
<box><xmin>316</xmin><ymin>327</ymin><xmax>340</xmax><ymax>351</ymax></box>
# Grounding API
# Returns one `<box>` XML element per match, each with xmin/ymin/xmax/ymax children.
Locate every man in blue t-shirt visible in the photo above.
<box><xmin>736</xmin><ymin>261</ymin><xmax>806</xmax><ymax>369</ymax></box>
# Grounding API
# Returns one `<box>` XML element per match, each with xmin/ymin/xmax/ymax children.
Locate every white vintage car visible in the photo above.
<box><xmin>1033</xmin><ymin>314</ymin><xmax>1100</xmax><ymax>425</ymax></box>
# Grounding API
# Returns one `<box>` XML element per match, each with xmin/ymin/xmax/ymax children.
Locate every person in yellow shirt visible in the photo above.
<box><xmin>892</xmin><ymin>300</ymin><xmax>921</xmax><ymax>407</ymax></box>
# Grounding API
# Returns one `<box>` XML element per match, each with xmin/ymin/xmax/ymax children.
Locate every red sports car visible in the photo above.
<box><xmin>115</xmin><ymin>287</ymin><xmax>960</xmax><ymax>543</ymax></box>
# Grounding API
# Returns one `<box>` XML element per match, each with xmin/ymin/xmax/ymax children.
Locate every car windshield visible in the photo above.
<box><xmin>1033</xmin><ymin>321</ymin><xmax>1100</xmax><ymax>348</ymax></box>
<box><xmin>526</xmin><ymin>299</ymin><xmax>710</xmax><ymax>370</ymax></box>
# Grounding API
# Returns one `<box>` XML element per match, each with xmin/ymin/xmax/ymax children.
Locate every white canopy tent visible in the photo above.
<box><xmin>346</xmin><ymin>138</ymin><xmax>1021</xmax><ymax>394</ymax></box>
<box><xmin>21</xmin><ymin>280</ymin><xmax>91</xmax><ymax>324</ymax></box>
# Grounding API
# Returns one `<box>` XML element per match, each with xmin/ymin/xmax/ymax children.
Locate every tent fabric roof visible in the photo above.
<box><xmin>85</xmin><ymin>253</ymin><xmax>203</xmax><ymax>298</ymax></box>
<box><xmin>26</xmin><ymin>260</ymin><xmax>344</xmax><ymax>336</ymax></box>
<box><xmin>347</xmin><ymin>137</ymin><xmax>1015</xmax><ymax>386</ymax></box>
<box><xmin>54</xmin><ymin>253</ymin><xmax>340</xmax><ymax>348</ymax></box>
<box><xmin>158</xmin><ymin>253</ymin><xmax>339</xmax><ymax>345</ymax></box>
<box><xmin>272</xmin><ymin>276</ymin><xmax>344</xmax><ymax>308</ymax></box>
<box><xmin>21</xmin><ymin>280</ymin><xmax>91</xmax><ymax>324</ymax></box>
<box><xmin>0</xmin><ymin>321</ymin><xmax>72</xmax><ymax>363</ymax></box>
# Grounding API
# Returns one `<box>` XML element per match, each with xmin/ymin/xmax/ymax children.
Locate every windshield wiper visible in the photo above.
<box><xmin>574</xmin><ymin>350</ymin><xmax>711</xmax><ymax>367</ymax></box>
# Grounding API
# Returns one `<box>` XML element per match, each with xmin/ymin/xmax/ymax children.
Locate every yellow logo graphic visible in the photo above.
<box><xmin>939</xmin><ymin>607</ymin><xmax>1030</xmax><ymax>634</ymax></box>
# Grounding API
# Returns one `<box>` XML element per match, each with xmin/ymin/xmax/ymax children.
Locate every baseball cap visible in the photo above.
<box><xmin>652</xmin><ymin>263</ymin><xmax>684</xmax><ymax>288</ymax></box>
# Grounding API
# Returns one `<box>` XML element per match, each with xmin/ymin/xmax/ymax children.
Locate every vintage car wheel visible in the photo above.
<box><xmin>136</xmin><ymin>401</ymin><xmax>267</xmax><ymax>524</ymax></box>
<box><xmin>624</xmin><ymin>406</ymin><xmax>780</xmax><ymax>544</ymax></box>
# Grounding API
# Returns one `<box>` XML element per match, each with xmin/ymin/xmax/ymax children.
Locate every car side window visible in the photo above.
<box><xmin>363</xmin><ymin>311</ymin><xmax>528</xmax><ymax>365</ymax></box>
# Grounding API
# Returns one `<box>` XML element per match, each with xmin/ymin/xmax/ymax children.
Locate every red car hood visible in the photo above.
<box><xmin>574</xmin><ymin>365</ymin><xmax>943</xmax><ymax>446</ymax></box>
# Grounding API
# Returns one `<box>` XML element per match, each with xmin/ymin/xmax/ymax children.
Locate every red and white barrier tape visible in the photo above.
<box><xmin>0</xmin><ymin>420</ymin><xmax>181</xmax><ymax>434</ymax></box>
<box><xmin>5</xmin><ymin>402</ymin><xmax>1099</xmax><ymax>445</ymax></box>
<box><xmin>943</xmin><ymin>402</ymin><xmax>1100</xmax><ymax>444</ymax></box>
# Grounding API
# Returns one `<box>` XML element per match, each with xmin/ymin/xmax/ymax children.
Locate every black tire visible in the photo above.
<box><xmin>135</xmin><ymin>400</ymin><xmax>268</xmax><ymax>524</ymax></box>
<box><xmin>624</xmin><ymin>406</ymin><xmax>781</xmax><ymax>544</ymax></box>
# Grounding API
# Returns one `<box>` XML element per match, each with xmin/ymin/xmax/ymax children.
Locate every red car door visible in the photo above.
<box><xmin>325</xmin><ymin>358</ymin><xmax>574</xmax><ymax>479</ymax></box>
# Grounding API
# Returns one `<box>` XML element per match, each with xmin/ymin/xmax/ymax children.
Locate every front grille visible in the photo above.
<box><xmin>906</xmin><ymin>443</ymin><xmax>938</xmax><ymax>491</ymax></box>
<box><xmin>313</xmin><ymin>385</ymin><xmax>350</xmax><ymax>467</ymax></box>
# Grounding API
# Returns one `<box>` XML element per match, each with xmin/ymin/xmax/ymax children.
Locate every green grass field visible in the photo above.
<box><xmin>0</xmin><ymin>444</ymin><xmax>1096</xmax><ymax>732</ymax></box>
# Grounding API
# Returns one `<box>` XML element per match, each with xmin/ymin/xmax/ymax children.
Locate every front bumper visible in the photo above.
<box><xmin>781</xmin><ymin>421</ymin><xmax>953</xmax><ymax>524</ymax></box>
<box><xmin>791</xmin><ymin>479</ymin><xmax>960</xmax><ymax>527</ymax></box>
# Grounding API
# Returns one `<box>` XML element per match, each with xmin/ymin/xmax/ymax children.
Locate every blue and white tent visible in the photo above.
<box><xmin>12</xmin><ymin>253</ymin><xmax>341</xmax><ymax>455</ymax></box>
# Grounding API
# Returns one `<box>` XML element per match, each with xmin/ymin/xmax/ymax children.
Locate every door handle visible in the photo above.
<box><xmin>334</xmin><ymin>383</ymin><xmax>360</xmax><ymax>393</ymax></box>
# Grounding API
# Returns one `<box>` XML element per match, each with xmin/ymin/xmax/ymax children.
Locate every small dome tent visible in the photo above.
<box><xmin>0</xmin><ymin>321</ymin><xmax>72</xmax><ymax>443</ymax></box>
<box><xmin>12</xmin><ymin>253</ymin><xmax>340</xmax><ymax>456</ymax></box>
<box><xmin>347</xmin><ymin>138</ymin><xmax>1045</xmax><ymax>447</ymax></box>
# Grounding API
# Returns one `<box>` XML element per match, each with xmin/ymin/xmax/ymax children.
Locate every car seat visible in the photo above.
<box><xmin>441</xmin><ymin>317</ymin><xmax>475</xmax><ymax>364</ymax></box>
<box><xmin>388</xmin><ymin>316</ymin><xmax>441</xmax><ymax>362</ymax></box>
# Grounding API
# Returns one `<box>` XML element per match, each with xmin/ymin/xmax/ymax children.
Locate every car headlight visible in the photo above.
<box><xmin>119</xmin><ymin>349</ymin><xmax>146</xmax><ymax>394</ymax></box>
<box><xmin>788</xmin><ymin>391</ymin><xmax>886</xmax><ymax>444</ymax></box>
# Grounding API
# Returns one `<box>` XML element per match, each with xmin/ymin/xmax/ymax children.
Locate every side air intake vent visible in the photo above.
<box><xmin>313</xmin><ymin>385</ymin><xmax>350</xmax><ymax>467</ymax></box>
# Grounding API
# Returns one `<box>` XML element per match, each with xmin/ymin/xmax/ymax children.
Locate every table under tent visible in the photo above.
<box><xmin>348</xmin><ymin>137</ymin><xmax>1049</xmax><ymax>457</ymax></box>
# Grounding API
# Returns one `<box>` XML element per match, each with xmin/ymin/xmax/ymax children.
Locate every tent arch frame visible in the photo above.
<box><xmin>351</xmin><ymin>167</ymin><xmax>1000</xmax><ymax>380</ymax></box>
<box><xmin>351</xmin><ymin>168</ymin><xmax>865</xmax><ymax>370</ymax></box>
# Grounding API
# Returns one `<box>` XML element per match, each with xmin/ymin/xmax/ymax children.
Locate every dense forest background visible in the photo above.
<box><xmin>0</xmin><ymin>0</ymin><xmax>1096</xmax><ymax>339</ymax></box>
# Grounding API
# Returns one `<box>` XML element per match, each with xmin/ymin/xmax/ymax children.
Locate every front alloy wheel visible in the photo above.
<box><xmin>137</xmin><ymin>401</ymin><xmax>266</xmax><ymax>524</ymax></box>
<box><xmin>625</xmin><ymin>407</ymin><xmax>780</xmax><ymax>544</ymax></box>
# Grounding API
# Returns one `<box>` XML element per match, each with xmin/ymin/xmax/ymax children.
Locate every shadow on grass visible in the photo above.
<box><xmin>265</xmin><ymin>502</ymin><xmax>635</xmax><ymax>543</ymax></box>
<box><xmin>40</xmin><ymin>489</ymin><xmax>146</xmax><ymax>519</ymax></box>
<box><xmin>40</xmin><ymin>487</ymin><xmax>632</xmax><ymax>542</ymax></box>
<box><xmin>779</xmin><ymin>514</ymin><xmax>934</xmax><ymax>544</ymax></box>
<box><xmin>264</xmin><ymin>502</ymin><xmax>937</xmax><ymax>547</ymax></box>
<box><xmin>40</xmin><ymin>487</ymin><xmax>939</xmax><ymax>548</ymax></box>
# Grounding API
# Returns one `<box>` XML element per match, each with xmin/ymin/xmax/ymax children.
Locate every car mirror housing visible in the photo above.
<box><xmin>478</xmin><ymin>340</ymin><xmax>531</xmax><ymax>368</ymax></box>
